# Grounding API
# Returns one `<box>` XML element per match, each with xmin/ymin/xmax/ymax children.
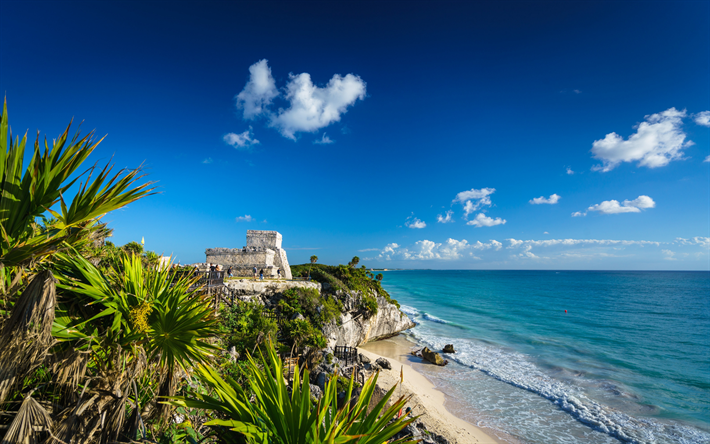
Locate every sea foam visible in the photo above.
<box><xmin>407</xmin><ymin>313</ymin><xmax>710</xmax><ymax>444</ymax></box>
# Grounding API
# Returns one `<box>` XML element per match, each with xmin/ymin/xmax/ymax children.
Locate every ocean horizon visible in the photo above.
<box><xmin>379</xmin><ymin>270</ymin><xmax>710</xmax><ymax>444</ymax></box>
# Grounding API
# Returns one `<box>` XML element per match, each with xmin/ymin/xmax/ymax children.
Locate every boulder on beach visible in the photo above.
<box><xmin>375</xmin><ymin>357</ymin><xmax>392</xmax><ymax>370</ymax></box>
<box><xmin>421</xmin><ymin>347</ymin><xmax>445</xmax><ymax>366</ymax></box>
<box><xmin>359</xmin><ymin>353</ymin><xmax>371</xmax><ymax>364</ymax></box>
<box><xmin>443</xmin><ymin>344</ymin><xmax>455</xmax><ymax>354</ymax></box>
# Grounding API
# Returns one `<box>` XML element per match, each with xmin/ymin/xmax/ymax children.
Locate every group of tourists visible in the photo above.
<box><xmin>192</xmin><ymin>263</ymin><xmax>282</xmax><ymax>280</ymax></box>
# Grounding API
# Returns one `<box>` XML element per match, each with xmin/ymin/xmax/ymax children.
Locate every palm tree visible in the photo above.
<box><xmin>308</xmin><ymin>255</ymin><xmax>318</xmax><ymax>279</ymax></box>
<box><xmin>0</xmin><ymin>98</ymin><xmax>155</xmax><ymax>407</ymax></box>
<box><xmin>349</xmin><ymin>256</ymin><xmax>360</xmax><ymax>267</ymax></box>
<box><xmin>0</xmin><ymin>99</ymin><xmax>225</xmax><ymax>443</ymax></box>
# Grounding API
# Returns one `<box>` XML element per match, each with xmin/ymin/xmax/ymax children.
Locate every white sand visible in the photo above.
<box><xmin>360</xmin><ymin>337</ymin><xmax>501</xmax><ymax>444</ymax></box>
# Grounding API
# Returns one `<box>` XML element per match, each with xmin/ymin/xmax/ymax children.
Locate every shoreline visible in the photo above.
<box><xmin>359</xmin><ymin>336</ymin><xmax>505</xmax><ymax>444</ymax></box>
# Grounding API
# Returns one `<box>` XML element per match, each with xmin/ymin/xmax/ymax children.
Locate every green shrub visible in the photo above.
<box><xmin>220</xmin><ymin>301</ymin><xmax>278</xmax><ymax>356</ymax></box>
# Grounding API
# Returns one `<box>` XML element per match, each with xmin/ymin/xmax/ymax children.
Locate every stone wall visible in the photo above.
<box><xmin>205</xmin><ymin>230</ymin><xmax>292</xmax><ymax>279</ymax></box>
<box><xmin>247</xmin><ymin>230</ymin><xmax>282</xmax><ymax>249</ymax></box>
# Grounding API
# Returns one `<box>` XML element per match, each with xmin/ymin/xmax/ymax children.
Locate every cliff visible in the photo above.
<box><xmin>223</xmin><ymin>279</ymin><xmax>414</xmax><ymax>348</ymax></box>
<box><xmin>321</xmin><ymin>288</ymin><xmax>415</xmax><ymax>348</ymax></box>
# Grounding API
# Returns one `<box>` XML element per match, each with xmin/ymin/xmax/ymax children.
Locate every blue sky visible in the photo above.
<box><xmin>1</xmin><ymin>0</ymin><xmax>709</xmax><ymax>270</ymax></box>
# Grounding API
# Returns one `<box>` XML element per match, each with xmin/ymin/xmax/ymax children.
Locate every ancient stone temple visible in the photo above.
<box><xmin>205</xmin><ymin>230</ymin><xmax>292</xmax><ymax>279</ymax></box>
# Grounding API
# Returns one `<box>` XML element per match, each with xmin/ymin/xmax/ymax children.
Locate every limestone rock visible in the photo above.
<box><xmin>359</xmin><ymin>353</ymin><xmax>371</xmax><ymax>364</ymax></box>
<box><xmin>421</xmin><ymin>347</ymin><xmax>445</xmax><ymax>366</ymax></box>
<box><xmin>310</xmin><ymin>384</ymin><xmax>322</xmax><ymax>400</ymax></box>
<box><xmin>321</xmin><ymin>289</ymin><xmax>416</xmax><ymax>348</ymax></box>
<box><xmin>443</xmin><ymin>344</ymin><xmax>455</xmax><ymax>354</ymax></box>
<box><xmin>375</xmin><ymin>357</ymin><xmax>391</xmax><ymax>370</ymax></box>
<box><xmin>228</xmin><ymin>346</ymin><xmax>240</xmax><ymax>362</ymax></box>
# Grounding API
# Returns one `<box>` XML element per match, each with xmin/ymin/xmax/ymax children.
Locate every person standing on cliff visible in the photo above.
<box><xmin>227</xmin><ymin>266</ymin><xmax>233</xmax><ymax>278</ymax></box>
<box><xmin>259</xmin><ymin>269</ymin><xmax>264</xmax><ymax>280</ymax></box>
<box><xmin>253</xmin><ymin>266</ymin><xmax>257</xmax><ymax>279</ymax></box>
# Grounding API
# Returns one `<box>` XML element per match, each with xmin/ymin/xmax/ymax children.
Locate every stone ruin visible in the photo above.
<box><xmin>205</xmin><ymin>230</ymin><xmax>292</xmax><ymax>279</ymax></box>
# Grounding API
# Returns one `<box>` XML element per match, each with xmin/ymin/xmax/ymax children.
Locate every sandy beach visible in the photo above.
<box><xmin>360</xmin><ymin>336</ymin><xmax>502</xmax><ymax>444</ymax></box>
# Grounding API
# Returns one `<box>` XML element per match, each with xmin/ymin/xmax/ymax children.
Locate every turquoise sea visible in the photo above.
<box><xmin>379</xmin><ymin>270</ymin><xmax>710</xmax><ymax>444</ymax></box>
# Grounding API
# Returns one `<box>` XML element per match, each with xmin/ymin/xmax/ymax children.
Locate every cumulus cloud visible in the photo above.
<box><xmin>202</xmin><ymin>157</ymin><xmax>213</xmax><ymax>164</ymax></box>
<box><xmin>233</xmin><ymin>60</ymin><xmax>366</xmax><ymax>140</ymax></box>
<box><xmin>271</xmin><ymin>72</ymin><xmax>366</xmax><ymax>139</ymax></box>
<box><xmin>224</xmin><ymin>127</ymin><xmax>260</xmax><ymax>148</ymax></box>
<box><xmin>586</xmin><ymin>195</ymin><xmax>655</xmax><ymax>215</ymax></box>
<box><xmin>235</xmin><ymin>215</ymin><xmax>254</xmax><ymax>222</ymax></box>
<box><xmin>675</xmin><ymin>237</ymin><xmax>710</xmax><ymax>248</ymax></box>
<box><xmin>591</xmin><ymin>108</ymin><xmax>693</xmax><ymax>172</ymax></box>
<box><xmin>314</xmin><ymin>133</ymin><xmax>334</xmax><ymax>144</ymax></box>
<box><xmin>236</xmin><ymin>59</ymin><xmax>279</xmax><ymax>119</ymax></box>
<box><xmin>453</xmin><ymin>188</ymin><xmax>495</xmax><ymax>214</ymax></box>
<box><xmin>566</xmin><ymin>167</ymin><xmax>574</xmax><ymax>175</ymax></box>
<box><xmin>467</xmin><ymin>213</ymin><xmax>506</xmax><ymax>227</ymax></box>
<box><xmin>507</xmin><ymin>238</ymin><xmax>661</xmax><ymax>248</ymax></box>
<box><xmin>371</xmin><ymin>236</ymin><xmax>707</xmax><ymax>264</ymax></box>
<box><xmin>694</xmin><ymin>111</ymin><xmax>710</xmax><ymax>127</ymax></box>
<box><xmin>662</xmin><ymin>249</ymin><xmax>677</xmax><ymax>261</ymax></box>
<box><xmin>530</xmin><ymin>194</ymin><xmax>561</xmax><ymax>205</ymax></box>
<box><xmin>704</xmin><ymin>155</ymin><xmax>710</xmax><ymax>163</ymax></box>
<box><xmin>571</xmin><ymin>211</ymin><xmax>586</xmax><ymax>217</ymax></box>
<box><xmin>406</xmin><ymin>217</ymin><xmax>426</xmax><ymax>229</ymax></box>
<box><xmin>437</xmin><ymin>210</ymin><xmax>454</xmax><ymax>223</ymax></box>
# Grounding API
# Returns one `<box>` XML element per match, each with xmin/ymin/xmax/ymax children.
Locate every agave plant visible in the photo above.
<box><xmin>168</xmin><ymin>343</ymin><xmax>417</xmax><ymax>444</ymax></box>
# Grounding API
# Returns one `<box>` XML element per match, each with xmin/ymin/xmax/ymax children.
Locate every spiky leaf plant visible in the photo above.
<box><xmin>168</xmin><ymin>343</ymin><xmax>417</xmax><ymax>444</ymax></box>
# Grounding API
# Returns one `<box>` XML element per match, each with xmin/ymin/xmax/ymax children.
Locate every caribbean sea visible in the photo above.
<box><xmin>380</xmin><ymin>270</ymin><xmax>710</xmax><ymax>444</ymax></box>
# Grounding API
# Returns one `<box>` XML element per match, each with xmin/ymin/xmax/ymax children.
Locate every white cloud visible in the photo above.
<box><xmin>662</xmin><ymin>249</ymin><xmax>677</xmax><ymax>261</ymax></box>
<box><xmin>694</xmin><ymin>111</ymin><xmax>710</xmax><ymax>127</ymax></box>
<box><xmin>234</xmin><ymin>60</ymin><xmax>366</xmax><ymax>140</ymax></box>
<box><xmin>573</xmin><ymin>89</ymin><xmax>581</xmax><ymax>94</ymax></box>
<box><xmin>270</xmin><ymin>72</ymin><xmax>366</xmax><ymax>139</ymax></box>
<box><xmin>314</xmin><ymin>133</ymin><xmax>334</xmax><ymax>144</ymax></box>
<box><xmin>406</xmin><ymin>217</ymin><xmax>426</xmax><ymax>229</ymax></box>
<box><xmin>530</xmin><ymin>194</ymin><xmax>561</xmax><ymax>205</ymax></box>
<box><xmin>202</xmin><ymin>157</ymin><xmax>213</xmax><ymax>164</ymax></box>
<box><xmin>591</xmin><ymin>108</ymin><xmax>693</xmax><ymax>172</ymax></box>
<box><xmin>235</xmin><ymin>215</ymin><xmax>254</xmax><ymax>222</ymax></box>
<box><xmin>675</xmin><ymin>237</ymin><xmax>710</xmax><ymax>248</ymax></box>
<box><xmin>566</xmin><ymin>167</ymin><xmax>574</xmax><ymax>175</ymax></box>
<box><xmin>236</xmin><ymin>59</ymin><xmax>279</xmax><ymax>120</ymax></box>
<box><xmin>453</xmin><ymin>188</ymin><xmax>496</xmax><ymax>217</ymax></box>
<box><xmin>224</xmin><ymin>127</ymin><xmax>260</xmax><ymax>148</ymax></box>
<box><xmin>507</xmin><ymin>238</ymin><xmax>662</xmax><ymax>248</ymax></box>
<box><xmin>571</xmin><ymin>211</ymin><xmax>586</xmax><ymax>217</ymax></box>
<box><xmin>378</xmin><ymin>238</ymin><xmax>479</xmax><ymax>261</ymax></box>
<box><xmin>516</xmin><ymin>245</ymin><xmax>540</xmax><ymax>259</ymax></box>
<box><xmin>467</xmin><ymin>213</ymin><xmax>506</xmax><ymax>227</ymax></box>
<box><xmin>371</xmin><ymin>236</ymin><xmax>707</xmax><ymax>264</ymax></box>
<box><xmin>704</xmin><ymin>155</ymin><xmax>710</xmax><ymax>163</ymax></box>
<box><xmin>437</xmin><ymin>210</ymin><xmax>454</xmax><ymax>223</ymax></box>
<box><xmin>586</xmin><ymin>195</ymin><xmax>655</xmax><ymax>215</ymax></box>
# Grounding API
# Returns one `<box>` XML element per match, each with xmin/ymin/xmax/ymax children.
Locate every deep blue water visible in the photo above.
<box><xmin>380</xmin><ymin>270</ymin><xmax>710</xmax><ymax>444</ymax></box>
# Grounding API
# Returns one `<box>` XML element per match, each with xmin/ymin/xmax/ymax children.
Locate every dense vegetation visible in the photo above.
<box><xmin>0</xmin><ymin>101</ymin><xmax>412</xmax><ymax>444</ymax></box>
<box><xmin>290</xmin><ymin>262</ymin><xmax>400</xmax><ymax>312</ymax></box>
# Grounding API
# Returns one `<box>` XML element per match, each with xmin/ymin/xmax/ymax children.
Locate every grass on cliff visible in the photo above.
<box><xmin>290</xmin><ymin>263</ymin><xmax>401</xmax><ymax>313</ymax></box>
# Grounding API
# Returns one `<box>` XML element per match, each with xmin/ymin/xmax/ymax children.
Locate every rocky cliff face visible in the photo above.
<box><xmin>321</xmin><ymin>289</ymin><xmax>415</xmax><ymax>348</ymax></box>
<box><xmin>223</xmin><ymin>280</ymin><xmax>414</xmax><ymax>347</ymax></box>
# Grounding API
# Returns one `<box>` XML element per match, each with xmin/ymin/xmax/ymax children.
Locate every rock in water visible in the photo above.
<box><xmin>359</xmin><ymin>353</ymin><xmax>371</xmax><ymax>364</ymax></box>
<box><xmin>375</xmin><ymin>357</ymin><xmax>392</xmax><ymax>370</ymax></box>
<box><xmin>421</xmin><ymin>347</ymin><xmax>445</xmax><ymax>366</ymax></box>
<box><xmin>443</xmin><ymin>344</ymin><xmax>455</xmax><ymax>353</ymax></box>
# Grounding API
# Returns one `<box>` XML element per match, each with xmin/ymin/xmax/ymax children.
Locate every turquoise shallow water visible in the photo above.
<box><xmin>380</xmin><ymin>270</ymin><xmax>710</xmax><ymax>444</ymax></box>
